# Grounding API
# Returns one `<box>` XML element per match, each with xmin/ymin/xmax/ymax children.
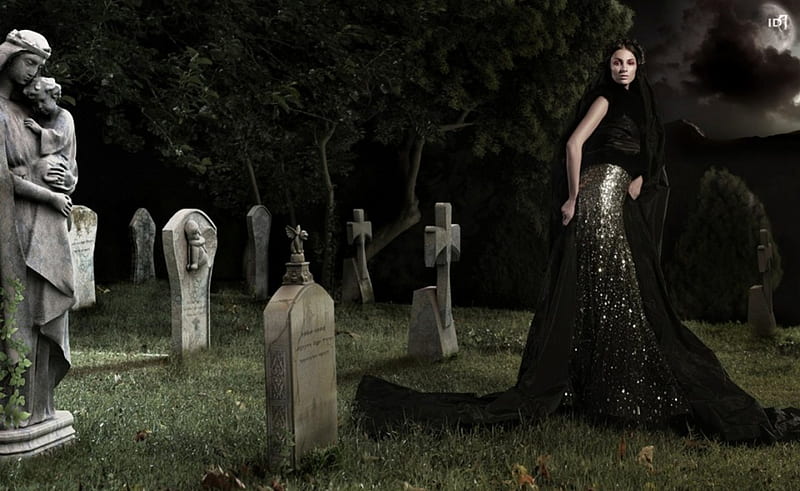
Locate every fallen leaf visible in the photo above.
<box><xmin>201</xmin><ymin>466</ymin><xmax>246</xmax><ymax>490</ymax></box>
<box><xmin>335</xmin><ymin>329</ymin><xmax>361</xmax><ymax>339</ymax></box>
<box><xmin>270</xmin><ymin>478</ymin><xmax>285</xmax><ymax>491</ymax></box>
<box><xmin>617</xmin><ymin>434</ymin><xmax>627</xmax><ymax>461</ymax></box>
<box><xmin>401</xmin><ymin>481</ymin><xmax>426</xmax><ymax>491</ymax></box>
<box><xmin>361</xmin><ymin>452</ymin><xmax>380</xmax><ymax>462</ymax></box>
<box><xmin>511</xmin><ymin>464</ymin><xmax>538</xmax><ymax>489</ymax></box>
<box><xmin>133</xmin><ymin>430</ymin><xmax>152</xmax><ymax>442</ymax></box>
<box><xmin>637</xmin><ymin>445</ymin><xmax>655</xmax><ymax>472</ymax></box>
<box><xmin>536</xmin><ymin>454</ymin><xmax>552</xmax><ymax>481</ymax></box>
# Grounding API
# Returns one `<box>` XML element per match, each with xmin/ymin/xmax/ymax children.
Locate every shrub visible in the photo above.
<box><xmin>667</xmin><ymin>167</ymin><xmax>781</xmax><ymax>321</ymax></box>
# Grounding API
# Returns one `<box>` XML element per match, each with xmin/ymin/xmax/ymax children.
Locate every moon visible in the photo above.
<box><xmin>757</xmin><ymin>2</ymin><xmax>795</xmax><ymax>52</ymax></box>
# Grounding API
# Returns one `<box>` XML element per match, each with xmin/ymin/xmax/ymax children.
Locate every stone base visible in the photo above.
<box><xmin>748</xmin><ymin>285</ymin><xmax>777</xmax><ymax>337</ymax></box>
<box><xmin>0</xmin><ymin>411</ymin><xmax>76</xmax><ymax>461</ymax></box>
<box><xmin>341</xmin><ymin>258</ymin><xmax>375</xmax><ymax>304</ymax></box>
<box><xmin>408</xmin><ymin>286</ymin><xmax>458</xmax><ymax>361</ymax></box>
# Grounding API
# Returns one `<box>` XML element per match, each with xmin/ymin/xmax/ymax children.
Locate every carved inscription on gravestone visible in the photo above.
<box><xmin>129</xmin><ymin>208</ymin><xmax>156</xmax><ymax>283</ymax></box>
<box><xmin>163</xmin><ymin>209</ymin><xmax>218</xmax><ymax>356</ymax></box>
<box><xmin>68</xmin><ymin>205</ymin><xmax>98</xmax><ymax>310</ymax></box>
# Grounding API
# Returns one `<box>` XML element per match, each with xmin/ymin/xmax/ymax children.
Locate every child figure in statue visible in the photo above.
<box><xmin>185</xmin><ymin>219</ymin><xmax>208</xmax><ymax>271</ymax></box>
<box><xmin>22</xmin><ymin>76</ymin><xmax>77</xmax><ymax>194</ymax></box>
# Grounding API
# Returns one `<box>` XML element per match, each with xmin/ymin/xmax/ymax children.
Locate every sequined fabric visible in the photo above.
<box><xmin>566</xmin><ymin>163</ymin><xmax>689</xmax><ymax>424</ymax></box>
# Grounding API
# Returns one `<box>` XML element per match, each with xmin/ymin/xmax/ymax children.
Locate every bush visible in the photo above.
<box><xmin>667</xmin><ymin>167</ymin><xmax>782</xmax><ymax>321</ymax></box>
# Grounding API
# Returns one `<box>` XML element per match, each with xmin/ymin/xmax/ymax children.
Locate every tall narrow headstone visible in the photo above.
<box><xmin>129</xmin><ymin>208</ymin><xmax>156</xmax><ymax>283</ymax></box>
<box><xmin>341</xmin><ymin>209</ymin><xmax>375</xmax><ymax>303</ymax></box>
<box><xmin>68</xmin><ymin>205</ymin><xmax>98</xmax><ymax>310</ymax></box>
<box><xmin>245</xmin><ymin>205</ymin><xmax>272</xmax><ymax>300</ymax></box>
<box><xmin>163</xmin><ymin>209</ymin><xmax>218</xmax><ymax>356</ymax></box>
<box><xmin>748</xmin><ymin>228</ymin><xmax>777</xmax><ymax>337</ymax></box>
<box><xmin>264</xmin><ymin>225</ymin><xmax>336</xmax><ymax>469</ymax></box>
<box><xmin>408</xmin><ymin>202</ymin><xmax>460</xmax><ymax>361</ymax></box>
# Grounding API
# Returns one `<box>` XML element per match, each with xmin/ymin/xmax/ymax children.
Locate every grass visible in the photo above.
<box><xmin>1</xmin><ymin>280</ymin><xmax>799</xmax><ymax>490</ymax></box>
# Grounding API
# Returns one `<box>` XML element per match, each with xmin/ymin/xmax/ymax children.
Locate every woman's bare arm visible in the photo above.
<box><xmin>561</xmin><ymin>96</ymin><xmax>609</xmax><ymax>225</ymax></box>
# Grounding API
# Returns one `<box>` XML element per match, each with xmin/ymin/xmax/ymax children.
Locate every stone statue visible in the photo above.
<box><xmin>0</xmin><ymin>29</ymin><xmax>77</xmax><ymax>430</ymax></box>
<box><xmin>22</xmin><ymin>76</ymin><xmax>77</xmax><ymax>195</ymax></box>
<box><xmin>285</xmin><ymin>224</ymin><xmax>308</xmax><ymax>262</ymax></box>
<box><xmin>282</xmin><ymin>225</ymin><xmax>313</xmax><ymax>285</ymax></box>
<box><xmin>185</xmin><ymin>219</ymin><xmax>208</xmax><ymax>271</ymax></box>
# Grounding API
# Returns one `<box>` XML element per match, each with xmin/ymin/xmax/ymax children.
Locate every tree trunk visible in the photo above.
<box><xmin>317</xmin><ymin>122</ymin><xmax>338</xmax><ymax>290</ymax></box>
<box><xmin>244</xmin><ymin>155</ymin><xmax>262</xmax><ymax>206</ymax></box>
<box><xmin>279</xmin><ymin>158</ymin><xmax>296</xmax><ymax>226</ymax></box>
<box><xmin>366</xmin><ymin>131</ymin><xmax>425</xmax><ymax>261</ymax></box>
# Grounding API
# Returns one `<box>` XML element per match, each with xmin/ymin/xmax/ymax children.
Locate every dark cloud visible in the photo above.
<box><xmin>682</xmin><ymin>3</ymin><xmax>800</xmax><ymax>109</ymax></box>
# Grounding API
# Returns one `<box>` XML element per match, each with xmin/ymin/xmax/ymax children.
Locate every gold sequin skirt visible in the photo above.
<box><xmin>567</xmin><ymin>163</ymin><xmax>688</xmax><ymax>424</ymax></box>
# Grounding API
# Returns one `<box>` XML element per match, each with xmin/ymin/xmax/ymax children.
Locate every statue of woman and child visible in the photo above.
<box><xmin>0</xmin><ymin>29</ymin><xmax>77</xmax><ymax>429</ymax></box>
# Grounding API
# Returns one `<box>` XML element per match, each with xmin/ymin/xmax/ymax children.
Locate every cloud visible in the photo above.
<box><xmin>681</xmin><ymin>2</ymin><xmax>800</xmax><ymax>109</ymax></box>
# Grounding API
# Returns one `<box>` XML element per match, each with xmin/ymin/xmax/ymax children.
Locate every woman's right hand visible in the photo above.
<box><xmin>561</xmin><ymin>198</ymin><xmax>577</xmax><ymax>226</ymax></box>
<box><xmin>49</xmin><ymin>192</ymin><xmax>72</xmax><ymax>217</ymax></box>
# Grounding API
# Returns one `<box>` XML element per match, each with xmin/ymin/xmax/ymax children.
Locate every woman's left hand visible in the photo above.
<box><xmin>628</xmin><ymin>176</ymin><xmax>643</xmax><ymax>200</ymax></box>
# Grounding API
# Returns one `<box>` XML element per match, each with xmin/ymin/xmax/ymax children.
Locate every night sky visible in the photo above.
<box><xmin>621</xmin><ymin>0</ymin><xmax>800</xmax><ymax>139</ymax></box>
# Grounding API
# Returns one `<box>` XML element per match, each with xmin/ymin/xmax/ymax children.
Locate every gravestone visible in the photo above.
<box><xmin>162</xmin><ymin>209</ymin><xmax>218</xmax><ymax>356</ymax></box>
<box><xmin>245</xmin><ymin>205</ymin><xmax>272</xmax><ymax>301</ymax></box>
<box><xmin>408</xmin><ymin>202</ymin><xmax>460</xmax><ymax>361</ymax></box>
<box><xmin>748</xmin><ymin>228</ymin><xmax>777</xmax><ymax>337</ymax></box>
<box><xmin>129</xmin><ymin>208</ymin><xmax>156</xmax><ymax>283</ymax></box>
<box><xmin>68</xmin><ymin>205</ymin><xmax>98</xmax><ymax>309</ymax></box>
<box><xmin>264</xmin><ymin>225</ymin><xmax>336</xmax><ymax>468</ymax></box>
<box><xmin>341</xmin><ymin>209</ymin><xmax>375</xmax><ymax>303</ymax></box>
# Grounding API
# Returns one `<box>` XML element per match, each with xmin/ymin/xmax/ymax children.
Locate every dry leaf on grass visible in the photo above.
<box><xmin>536</xmin><ymin>454</ymin><xmax>551</xmax><ymax>481</ymax></box>
<box><xmin>510</xmin><ymin>464</ymin><xmax>539</xmax><ymax>490</ymax></box>
<box><xmin>617</xmin><ymin>434</ymin><xmax>627</xmax><ymax>461</ymax></box>
<box><xmin>401</xmin><ymin>481</ymin><xmax>426</xmax><ymax>491</ymax></box>
<box><xmin>133</xmin><ymin>430</ymin><xmax>152</xmax><ymax>442</ymax></box>
<box><xmin>201</xmin><ymin>465</ymin><xmax>246</xmax><ymax>490</ymax></box>
<box><xmin>637</xmin><ymin>445</ymin><xmax>655</xmax><ymax>472</ymax></box>
<box><xmin>361</xmin><ymin>452</ymin><xmax>380</xmax><ymax>462</ymax></box>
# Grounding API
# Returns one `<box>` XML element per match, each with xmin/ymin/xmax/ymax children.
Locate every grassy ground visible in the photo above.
<box><xmin>1</xmin><ymin>280</ymin><xmax>799</xmax><ymax>490</ymax></box>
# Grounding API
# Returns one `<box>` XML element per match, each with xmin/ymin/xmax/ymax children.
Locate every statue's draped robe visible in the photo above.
<box><xmin>0</xmin><ymin>96</ymin><xmax>75</xmax><ymax>426</ymax></box>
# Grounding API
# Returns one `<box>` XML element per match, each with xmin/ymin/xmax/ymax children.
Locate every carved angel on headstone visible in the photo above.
<box><xmin>185</xmin><ymin>219</ymin><xmax>208</xmax><ymax>271</ymax></box>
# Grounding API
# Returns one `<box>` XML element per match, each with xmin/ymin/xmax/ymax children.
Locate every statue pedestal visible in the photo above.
<box><xmin>0</xmin><ymin>410</ymin><xmax>76</xmax><ymax>461</ymax></box>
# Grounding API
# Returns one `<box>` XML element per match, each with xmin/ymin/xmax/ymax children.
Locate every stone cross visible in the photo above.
<box><xmin>408</xmin><ymin>202</ymin><xmax>460</xmax><ymax>361</ymax></box>
<box><xmin>342</xmin><ymin>209</ymin><xmax>374</xmax><ymax>303</ymax></box>
<box><xmin>424</xmin><ymin>202</ymin><xmax>461</xmax><ymax>329</ymax></box>
<box><xmin>129</xmin><ymin>208</ymin><xmax>156</xmax><ymax>284</ymax></box>
<box><xmin>748</xmin><ymin>228</ymin><xmax>777</xmax><ymax>337</ymax></box>
<box><xmin>68</xmin><ymin>205</ymin><xmax>98</xmax><ymax>310</ymax></box>
<box><xmin>245</xmin><ymin>205</ymin><xmax>272</xmax><ymax>301</ymax></box>
<box><xmin>264</xmin><ymin>227</ymin><xmax>336</xmax><ymax>468</ymax></box>
<box><xmin>162</xmin><ymin>209</ymin><xmax>218</xmax><ymax>356</ymax></box>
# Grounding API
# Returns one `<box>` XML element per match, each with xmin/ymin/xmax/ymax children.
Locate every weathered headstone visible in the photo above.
<box><xmin>163</xmin><ymin>209</ymin><xmax>218</xmax><ymax>356</ymax></box>
<box><xmin>748</xmin><ymin>228</ymin><xmax>777</xmax><ymax>337</ymax></box>
<box><xmin>341</xmin><ymin>209</ymin><xmax>375</xmax><ymax>303</ymax></box>
<box><xmin>245</xmin><ymin>205</ymin><xmax>272</xmax><ymax>301</ymax></box>
<box><xmin>408</xmin><ymin>202</ymin><xmax>460</xmax><ymax>361</ymax></box>
<box><xmin>264</xmin><ymin>225</ymin><xmax>336</xmax><ymax>468</ymax></box>
<box><xmin>68</xmin><ymin>205</ymin><xmax>98</xmax><ymax>309</ymax></box>
<box><xmin>129</xmin><ymin>208</ymin><xmax>156</xmax><ymax>283</ymax></box>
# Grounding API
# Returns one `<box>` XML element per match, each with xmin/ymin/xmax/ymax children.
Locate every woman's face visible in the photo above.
<box><xmin>5</xmin><ymin>52</ymin><xmax>45</xmax><ymax>86</ymax></box>
<box><xmin>609</xmin><ymin>48</ymin><xmax>637</xmax><ymax>87</ymax></box>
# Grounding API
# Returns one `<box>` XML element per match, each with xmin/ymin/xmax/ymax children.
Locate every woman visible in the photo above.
<box><xmin>0</xmin><ymin>29</ymin><xmax>76</xmax><ymax>428</ymax></box>
<box><xmin>354</xmin><ymin>40</ymin><xmax>800</xmax><ymax>443</ymax></box>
